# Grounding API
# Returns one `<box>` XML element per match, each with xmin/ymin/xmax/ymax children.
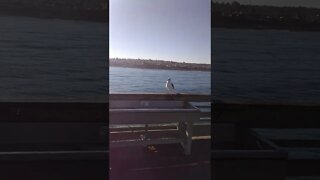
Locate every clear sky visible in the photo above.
<box><xmin>215</xmin><ymin>0</ymin><xmax>320</xmax><ymax>8</ymax></box>
<box><xmin>110</xmin><ymin>0</ymin><xmax>211</xmax><ymax>64</ymax></box>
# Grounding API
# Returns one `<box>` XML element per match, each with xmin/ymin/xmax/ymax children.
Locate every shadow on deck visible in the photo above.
<box><xmin>109</xmin><ymin>93</ymin><xmax>211</xmax><ymax>180</ymax></box>
<box><xmin>213</xmin><ymin>101</ymin><xmax>320</xmax><ymax>180</ymax></box>
<box><xmin>0</xmin><ymin>102</ymin><xmax>108</xmax><ymax>180</ymax></box>
<box><xmin>110</xmin><ymin>139</ymin><xmax>210</xmax><ymax>180</ymax></box>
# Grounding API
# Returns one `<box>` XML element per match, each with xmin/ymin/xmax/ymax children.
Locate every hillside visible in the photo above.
<box><xmin>212</xmin><ymin>1</ymin><xmax>320</xmax><ymax>31</ymax></box>
<box><xmin>0</xmin><ymin>0</ymin><xmax>107</xmax><ymax>22</ymax></box>
<box><xmin>110</xmin><ymin>58</ymin><xmax>211</xmax><ymax>71</ymax></box>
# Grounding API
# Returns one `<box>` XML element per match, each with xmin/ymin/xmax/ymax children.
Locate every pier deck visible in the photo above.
<box><xmin>110</xmin><ymin>139</ymin><xmax>211</xmax><ymax>180</ymax></box>
<box><xmin>109</xmin><ymin>93</ymin><xmax>211</xmax><ymax>179</ymax></box>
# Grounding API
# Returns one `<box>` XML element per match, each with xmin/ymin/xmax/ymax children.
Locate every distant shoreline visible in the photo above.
<box><xmin>110</xmin><ymin>58</ymin><xmax>211</xmax><ymax>72</ymax></box>
<box><xmin>110</xmin><ymin>65</ymin><xmax>210</xmax><ymax>72</ymax></box>
<box><xmin>212</xmin><ymin>2</ymin><xmax>320</xmax><ymax>32</ymax></box>
<box><xmin>0</xmin><ymin>9</ymin><xmax>106</xmax><ymax>23</ymax></box>
<box><xmin>0</xmin><ymin>1</ymin><xmax>107</xmax><ymax>23</ymax></box>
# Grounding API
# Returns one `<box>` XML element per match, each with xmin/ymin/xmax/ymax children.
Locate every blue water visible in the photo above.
<box><xmin>212</xmin><ymin>28</ymin><xmax>320</xmax><ymax>103</ymax></box>
<box><xmin>1</xmin><ymin>15</ymin><xmax>320</xmax><ymax>103</ymax></box>
<box><xmin>110</xmin><ymin>67</ymin><xmax>210</xmax><ymax>94</ymax></box>
<box><xmin>0</xmin><ymin>16</ymin><xmax>107</xmax><ymax>101</ymax></box>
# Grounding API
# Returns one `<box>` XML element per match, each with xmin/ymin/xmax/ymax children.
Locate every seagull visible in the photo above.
<box><xmin>166</xmin><ymin>78</ymin><xmax>175</xmax><ymax>93</ymax></box>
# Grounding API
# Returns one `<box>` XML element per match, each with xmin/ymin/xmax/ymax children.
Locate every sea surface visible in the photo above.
<box><xmin>212</xmin><ymin>28</ymin><xmax>320</xmax><ymax>104</ymax></box>
<box><xmin>0</xmin><ymin>16</ymin><xmax>107</xmax><ymax>101</ymax></box>
<box><xmin>1</xmin><ymin>16</ymin><xmax>319</xmax><ymax>103</ymax></box>
<box><xmin>110</xmin><ymin>67</ymin><xmax>210</xmax><ymax>94</ymax></box>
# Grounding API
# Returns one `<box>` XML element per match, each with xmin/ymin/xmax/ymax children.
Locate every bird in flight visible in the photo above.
<box><xmin>166</xmin><ymin>78</ymin><xmax>175</xmax><ymax>93</ymax></box>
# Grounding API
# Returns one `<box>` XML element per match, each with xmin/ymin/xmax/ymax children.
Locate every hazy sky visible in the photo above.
<box><xmin>215</xmin><ymin>0</ymin><xmax>320</xmax><ymax>8</ymax></box>
<box><xmin>110</xmin><ymin>0</ymin><xmax>211</xmax><ymax>64</ymax></box>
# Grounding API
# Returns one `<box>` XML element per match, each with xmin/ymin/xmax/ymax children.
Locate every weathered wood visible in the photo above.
<box><xmin>109</xmin><ymin>93</ymin><xmax>210</xmax><ymax>102</ymax></box>
<box><xmin>111</xmin><ymin>130</ymin><xmax>184</xmax><ymax>147</ymax></box>
<box><xmin>111</xmin><ymin>138</ymin><xmax>184</xmax><ymax>147</ymax></box>
<box><xmin>110</xmin><ymin>100</ymin><xmax>185</xmax><ymax>109</ymax></box>
<box><xmin>110</xmin><ymin>99</ymin><xmax>201</xmax><ymax>155</ymax></box>
<box><xmin>110</xmin><ymin>125</ymin><xmax>177</xmax><ymax>132</ymax></box>
<box><xmin>184</xmin><ymin>121</ymin><xmax>194</xmax><ymax>154</ymax></box>
<box><xmin>110</xmin><ymin>129</ymin><xmax>181</xmax><ymax>140</ymax></box>
<box><xmin>110</xmin><ymin>110</ymin><xmax>199</xmax><ymax>124</ymax></box>
<box><xmin>109</xmin><ymin>94</ymin><xmax>210</xmax><ymax>155</ymax></box>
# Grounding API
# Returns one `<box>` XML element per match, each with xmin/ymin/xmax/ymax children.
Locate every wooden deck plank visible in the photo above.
<box><xmin>110</xmin><ymin>111</ymin><xmax>199</xmax><ymax>124</ymax></box>
<box><xmin>109</xmin><ymin>93</ymin><xmax>210</xmax><ymax>102</ymax></box>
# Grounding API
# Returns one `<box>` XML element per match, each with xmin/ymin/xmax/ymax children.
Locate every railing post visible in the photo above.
<box><xmin>184</xmin><ymin>121</ymin><xmax>194</xmax><ymax>155</ymax></box>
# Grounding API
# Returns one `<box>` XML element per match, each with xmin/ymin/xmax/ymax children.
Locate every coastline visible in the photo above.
<box><xmin>110</xmin><ymin>65</ymin><xmax>210</xmax><ymax>72</ymax></box>
<box><xmin>0</xmin><ymin>2</ymin><xmax>107</xmax><ymax>23</ymax></box>
<box><xmin>110</xmin><ymin>58</ymin><xmax>211</xmax><ymax>72</ymax></box>
<box><xmin>2</xmin><ymin>2</ymin><xmax>320</xmax><ymax>31</ymax></box>
<box><xmin>0</xmin><ymin>9</ymin><xmax>107</xmax><ymax>23</ymax></box>
<box><xmin>212</xmin><ymin>2</ymin><xmax>320</xmax><ymax>32</ymax></box>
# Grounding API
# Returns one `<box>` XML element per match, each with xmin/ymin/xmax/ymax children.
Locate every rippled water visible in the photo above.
<box><xmin>110</xmin><ymin>67</ymin><xmax>210</xmax><ymax>94</ymax></box>
<box><xmin>2</xmin><ymin>16</ymin><xmax>319</xmax><ymax>103</ymax></box>
<box><xmin>212</xmin><ymin>28</ymin><xmax>320</xmax><ymax>103</ymax></box>
<box><xmin>0</xmin><ymin>16</ymin><xmax>107</xmax><ymax>101</ymax></box>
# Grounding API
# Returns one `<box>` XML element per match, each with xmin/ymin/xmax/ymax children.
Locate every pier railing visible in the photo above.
<box><xmin>109</xmin><ymin>93</ymin><xmax>210</xmax><ymax>101</ymax></box>
<box><xmin>109</xmin><ymin>94</ymin><xmax>211</xmax><ymax>154</ymax></box>
<box><xmin>109</xmin><ymin>93</ymin><xmax>211</xmax><ymax>118</ymax></box>
<box><xmin>109</xmin><ymin>93</ymin><xmax>211</xmax><ymax>154</ymax></box>
<box><xmin>109</xmin><ymin>93</ymin><xmax>211</xmax><ymax>132</ymax></box>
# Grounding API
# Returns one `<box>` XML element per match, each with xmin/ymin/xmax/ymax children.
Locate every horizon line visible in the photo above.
<box><xmin>109</xmin><ymin>57</ymin><xmax>211</xmax><ymax>65</ymax></box>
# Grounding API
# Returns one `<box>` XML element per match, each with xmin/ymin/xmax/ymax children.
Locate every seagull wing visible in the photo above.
<box><xmin>171</xmin><ymin>83</ymin><xmax>175</xmax><ymax>89</ymax></box>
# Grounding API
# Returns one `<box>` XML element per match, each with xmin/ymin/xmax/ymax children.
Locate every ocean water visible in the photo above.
<box><xmin>0</xmin><ymin>16</ymin><xmax>107</xmax><ymax>101</ymax></box>
<box><xmin>1</xmin><ymin>15</ymin><xmax>319</xmax><ymax>103</ymax></box>
<box><xmin>110</xmin><ymin>67</ymin><xmax>210</xmax><ymax>94</ymax></box>
<box><xmin>212</xmin><ymin>28</ymin><xmax>320</xmax><ymax>104</ymax></box>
